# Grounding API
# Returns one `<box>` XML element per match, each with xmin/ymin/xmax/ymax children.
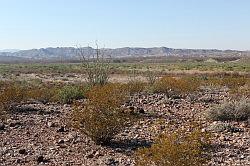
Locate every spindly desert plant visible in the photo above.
<box><xmin>145</xmin><ymin>69</ymin><xmax>158</xmax><ymax>86</ymax></box>
<box><xmin>77</xmin><ymin>42</ymin><xmax>111</xmax><ymax>86</ymax></box>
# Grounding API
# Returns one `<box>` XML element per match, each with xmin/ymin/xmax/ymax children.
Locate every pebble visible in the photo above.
<box><xmin>18</xmin><ymin>149</ymin><xmax>26</xmax><ymax>155</ymax></box>
<box><xmin>57</xmin><ymin>126</ymin><xmax>66</xmax><ymax>132</ymax></box>
<box><xmin>37</xmin><ymin>155</ymin><xmax>44</xmax><ymax>163</ymax></box>
<box><xmin>58</xmin><ymin>139</ymin><xmax>65</xmax><ymax>144</ymax></box>
<box><xmin>0</xmin><ymin>123</ymin><xmax>5</xmax><ymax>130</ymax></box>
<box><xmin>47</xmin><ymin>121</ymin><xmax>56</xmax><ymax>127</ymax></box>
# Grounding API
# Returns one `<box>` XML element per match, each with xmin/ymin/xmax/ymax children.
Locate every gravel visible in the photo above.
<box><xmin>0</xmin><ymin>88</ymin><xmax>249</xmax><ymax>165</ymax></box>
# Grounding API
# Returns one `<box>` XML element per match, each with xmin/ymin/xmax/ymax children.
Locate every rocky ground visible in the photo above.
<box><xmin>1</xmin><ymin>87</ymin><xmax>250</xmax><ymax>166</ymax></box>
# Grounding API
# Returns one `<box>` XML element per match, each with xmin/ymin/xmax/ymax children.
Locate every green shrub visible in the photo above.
<box><xmin>58</xmin><ymin>85</ymin><xmax>84</xmax><ymax>104</ymax></box>
<box><xmin>135</xmin><ymin>127</ymin><xmax>211</xmax><ymax>166</ymax></box>
<box><xmin>72</xmin><ymin>84</ymin><xmax>134</xmax><ymax>144</ymax></box>
<box><xmin>206</xmin><ymin>98</ymin><xmax>250</xmax><ymax>121</ymax></box>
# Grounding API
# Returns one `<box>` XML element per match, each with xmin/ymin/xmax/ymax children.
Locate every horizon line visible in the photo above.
<box><xmin>1</xmin><ymin>46</ymin><xmax>249</xmax><ymax>52</ymax></box>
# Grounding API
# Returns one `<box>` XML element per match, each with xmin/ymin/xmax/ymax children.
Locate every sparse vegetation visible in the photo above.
<box><xmin>1</xmin><ymin>2</ymin><xmax>250</xmax><ymax>165</ymax></box>
<box><xmin>206</xmin><ymin>98</ymin><xmax>250</xmax><ymax>121</ymax></box>
<box><xmin>203</xmin><ymin>76</ymin><xmax>249</xmax><ymax>90</ymax></box>
<box><xmin>0</xmin><ymin>57</ymin><xmax>249</xmax><ymax>165</ymax></box>
<box><xmin>1</xmin><ymin>58</ymin><xmax>249</xmax><ymax>76</ymax></box>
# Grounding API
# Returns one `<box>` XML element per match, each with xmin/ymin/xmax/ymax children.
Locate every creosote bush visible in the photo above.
<box><xmin>135</xmin><ymin>127</ymin><xmax>211</xmax><ymax>166</ymax></box>
<box><xmin>203</xmin><ymin>76</ymin><xmax>250</xmax><ymax>95</ymax></box>
<box><xmin>123</xmin><ymin>80</ymin><xmax>146</xmax><ymax>95</ymax></box>
<box><xmin>152</xmin><ymin>76</ymin><xmax>200</xmax><ymax>95</ymax></box>
<box><xmin>72</xmin><ymin>83</ymin><xmax>134</xmax><ymax>144</ymax></box>
<box><xmin>57</xmin><ymin>85</ymin><xmax>85</xmax><ymax>104</ymax></box>
<box><xmin>0</xmin><ymin>84</ymin><xmax>26</xmax><ymax>120</ymax></box>
<box><xmin>206</xmin><ymin>98</ymin><xmax>250</xmax><ymax>121</ymax></box>
<box><xmin>220</xmin><ymin>76</ymin><xmax>248</xmax><ymax>89</ymax></box>
<box><xmin>27</xmin><ymin>85</ymin><xmax>59</xmax><ymax>104</ymax></box>
<box><xmin>233</xmin><ymin>84</ymin><xmax>250</xmax><ymax>98</ymax></box>
<box><xmin>86</xmin><ymin>83</ymin><xmax>126</xmax><ymax>108</ymax></box>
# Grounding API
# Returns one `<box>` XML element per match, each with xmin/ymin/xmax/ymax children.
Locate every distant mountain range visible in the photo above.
<box><xmin>0</xmin><ymin>49</ymin><xmax>20</xmax><ymax>53</ymax></box>
<box><xmin>0</xmin><ymin>47</ymin><xmax>248</xmax><ymax>62</ymax></box>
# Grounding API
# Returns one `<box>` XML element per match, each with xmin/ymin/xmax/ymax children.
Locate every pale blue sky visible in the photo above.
<box><xmin>0</xmin><ymin>0</ymin><xmax>250</xmax><ymax>50</ymax></box>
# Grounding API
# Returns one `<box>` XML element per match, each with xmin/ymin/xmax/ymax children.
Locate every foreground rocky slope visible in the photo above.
<box><xmin>1</xmin><ymin>89</ymin><xmax>249</xmax><ymax>166</ymax></box>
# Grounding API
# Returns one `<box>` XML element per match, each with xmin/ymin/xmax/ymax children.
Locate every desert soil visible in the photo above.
<box><xmin>1</xmin><ymin>87</ymin><xmax>250</xmax><ymax>165</ymax></box>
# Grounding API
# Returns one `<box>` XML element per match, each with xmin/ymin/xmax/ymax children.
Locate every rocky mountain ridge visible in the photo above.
<box><xmin>0</xmin><ymin>47</ymin><xmax>248</xmax><ymax>61</ymax></box>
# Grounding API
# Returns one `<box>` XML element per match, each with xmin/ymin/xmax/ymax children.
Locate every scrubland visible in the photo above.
<box><xmin>0</xmin><ymin>58</ymin><xmax>249</xmax><ymax>165</ymax></box>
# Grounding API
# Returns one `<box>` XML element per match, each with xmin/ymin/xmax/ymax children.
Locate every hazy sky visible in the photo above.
<box><xmin>0</xmin><ymin>0</ymin><xmax>250</xmax><ymax>50</ymax></box>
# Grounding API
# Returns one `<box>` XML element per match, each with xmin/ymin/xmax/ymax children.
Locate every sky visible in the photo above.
<box><xmin>0</xmin><ymin>0</ymin><xmax>250</xmax><ymax>50</ymax></box>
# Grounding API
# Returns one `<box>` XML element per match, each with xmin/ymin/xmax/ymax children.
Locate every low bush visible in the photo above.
<box><xmin>206</xmin><ymin>98</ymin><xmax>250</xmax><ymax>121</ymax></box>
<box><xmin>152</xmin><ymin>76</ymin><xmax>200</xmax><ymax>95</ymax></box>
<box><xmin>72</xmin><ymin>104</ymin><xmax>132</xmax><ymax>144</ymax></box>
<box><xmin>232</xmin><ymin>84</ymin><xmax>250</xmax><ymax>98</ymax></box>
<box><xmin>229</xmin><ymin>79</ymin><xmax>250</xmax><ymax>97</ymax></box>
<box><xmin>86</xmin><ymin>83</ymin><xmax>127</xmax><ymax>108</ymax></box>
<box><xmin>202</xmin><ymin>77</ymin><xmax>221</xmax><ymax>87</ymax></box>
<box><xmin>27</xmin><ymin>85</ymin><xmax>59</xmax><ymax>104</ymax></box>
<box><xmin>220</xmin><ymin>76</ymin><xmax>248</xmax><ymax>89</ymax></box>
<box><xmin>135</xmin><ymin>127</ymin><xmax>211</xmax><ymax>166</ymax></box>
<box><xmin>58</xmin><ymin>85</ymin><xmax>85</xmax><ymax>104</ymax></box>
<box><xmin>123</xmin><ymin>80</ymin><xmax>146</xmax><ymax>95</ymax></box>
<box><xmin>0</xmin><ymin>84</ymin><xmax>26</xmax><ymax>120</ymax></box>
<box><xmin>72</xmin><ymin>84</ymin><xmax>134</xmax><ymax>144</ymax></box>
<box><xmin>203</xmin><ymin>76</ymin><xmax>250</xmax><ymax>94</ymax></box>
